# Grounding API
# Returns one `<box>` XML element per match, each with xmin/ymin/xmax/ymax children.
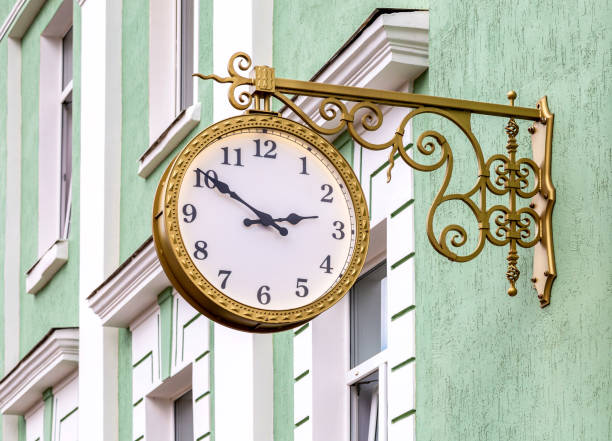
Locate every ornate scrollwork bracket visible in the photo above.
<box><xmin>194</xmin><ymin>52</ymin><xmax>556</xmax><ymax>307</ymax></box>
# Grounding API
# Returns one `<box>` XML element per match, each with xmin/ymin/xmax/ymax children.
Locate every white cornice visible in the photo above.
<box><xmin>0</xmin><ymin>0</ymin><xmax>47</xmax><ymax>41</ymax></box>
<box><xmin>284</xmin><ymin>11</ymin><xmax>429</xmax><ymax>132</ymax></box>
<box><xmin>87</xmin><ymin>237</ymin><xmax>170</xmax><ymax>327</ymax></box>
<box><xmin>0</xmin><ymin>328</ymin><xmax>78</xmax><ymax>415</ymax></box>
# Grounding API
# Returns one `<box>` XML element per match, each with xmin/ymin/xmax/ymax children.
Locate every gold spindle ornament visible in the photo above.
<box><xmin>505</xmin><ymin>91</ymin><xmax>519</xmax><ymax>296</ymax></box>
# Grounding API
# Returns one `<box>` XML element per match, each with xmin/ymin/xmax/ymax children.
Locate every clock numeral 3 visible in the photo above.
<box><xmin>182</xmin><ymin>204</ymin><xmax>197</xmax><ymax>223</ymax></box>
<box><xmin>221</xmin><ymin>147</ymin><xmax>244</xmax><ymax>166</ymax></box>
<box><xmin>299</xmin><ymin>157</ymin><xmax>309</xmax><ymax>175</ymax></box>
<box><xmin>193</xmin><ymin>240</ymin><xmax>208</xmax><ymax>260</ymax></box>
<box><xmin>218</xmin><ymin>270</ymin><xmax>231</xmax><ymax>289</ymax></box>
<box><xmin>257</xmin><ymin>285</ymin><xmax>271</xmax><ymax>305</ymax></box>
<box><xmin>320</xmin><ymin>255</ymin><xmax>333</xmax><ymax>274</ymax></box>
<box><xmin>193</xmin><ymin>168</ymin><xmax>218</xmax><ymax>189</ymax></box>
<box><xmin>254</xmin><ymin>139</ymin><xmax>277</xmax><ymax>158</ymax></box>
<box><xmin>295</xmin><ymin>278</ymin><xmax>309</xmax><ymax>297</ymax></box>
<box><xmin>320</xmin><ymin>184</ymin><xmax>333</xmax><ymax>203</ymax></box>
<box><xmin>332</xmin><ymin>220</ymin><xmax>345</xmax><ymax>240</ymax></box>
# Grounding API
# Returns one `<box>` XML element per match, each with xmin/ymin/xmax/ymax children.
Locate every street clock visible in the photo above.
<box><xmin>153</xmin><ymin>114</ymin><xmax>369</xmax><ymax>332</ymax></box>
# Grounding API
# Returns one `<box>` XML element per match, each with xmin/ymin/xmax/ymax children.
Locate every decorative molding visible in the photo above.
<box><xmin>0</xmin><ymin>0</ymin><xmax>48</xmax><ymax>41</ymax></box>
<box><xmin>0</xmin><ymin>328</ymin><xmax>78</xmax><ymax>415</ymax></box>
<box><xmin>138</xmin><ymin>102</ymin><xmax>201</xmax><ymax>178</ymax></box>
<box><xmin>285</xmin><ymin>10</ymin><xmax>429</xmax><ymax>130</ymax></box>
<box><xmin>87</xmin><ymin>237</ymin><xmax>170</xmax><ymax>327</ymax></box>
<box><xmin>25</xmin><ymin>240</ymin><xmax>69</xmax><ymax>294</ymax></box>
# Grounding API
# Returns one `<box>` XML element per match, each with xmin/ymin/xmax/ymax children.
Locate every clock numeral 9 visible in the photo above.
<box><xmin>193</xmin><ymin>168</ymin><xmax>218</xmax><ymax>189</ymax></box>
<box><xmin>257</xmin><ymin>285</ymin><xmax>271</xmax><ymax>305</ymax></box>
<box><xmin>295</xmin><ymin>278</ymin><xmax>309</xmax><ymax>297</ymax></box>
<box><xmin>320</xmin><ymin>255</ymin><xmax>333</xmax><ymax>274</ymax></box>
<box><xmin>221</xmin><ymin>147</ymin><xmax>244</xmax><ymax>166</ymax></box>
<box><xmin>218</xmin><ymin>270</ymin><xmax>231</xmax><ymax>289</ymax></box>
<box><xmin>193</xmin><ymin>240</ymin><xmax>208</xmax><ymax>260</ymax></box>
<box><xmin>332</xmin><ymin>221</ymin><xmax>345</xmax><ymax>240</ymax></box>
<box><xmin>182</xmin><ymin>204</ymin><xmax>197</xmax><ymax>223</ymax></box>
<box><xmin>254</xmin><ymin>139</ymin><xmax>277</xmax><ymax>158</ymax></box>
<box><xmin>320</xmin><ymin>184</ymin><xmax>333</xmax><ymax>203</ymax></box>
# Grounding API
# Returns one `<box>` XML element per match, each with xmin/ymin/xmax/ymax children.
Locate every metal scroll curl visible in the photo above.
<box><xmin>193</xmin><ymin>52</ymin><xmax>556</xmax><ymax>305</ymax></box>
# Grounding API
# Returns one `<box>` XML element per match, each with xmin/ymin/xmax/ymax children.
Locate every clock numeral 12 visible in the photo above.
<box><xmin>257</xmin><ymin>285</ymin><xmax>271</xmax><ymax>305</ymax></box>
<box><xmin>295</xmin><ymin>278</ymin><xmax>309</xmax><ymax>297</ymax></box>
<box><xmin>320</xmin><ymin>255</ymin><xmax>333</xmax><ymax>274</ymax></box>
<box><xmin>254</xmin><ymin>139</ymin><xmax>277</xmax><ymax>158</ymax></box>
<box><xmin>221</xmin><ymin>147</ymin><xmax>244</xmax><ymax>166</ymax></box>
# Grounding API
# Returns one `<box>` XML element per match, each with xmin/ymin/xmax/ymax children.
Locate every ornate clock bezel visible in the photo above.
<box><xmin>153</xmin><ymin>114</ymin><xmax>370</xmax><ymax>332</ymax></box>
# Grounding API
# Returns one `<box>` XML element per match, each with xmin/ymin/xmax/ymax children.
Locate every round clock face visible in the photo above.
<box><xmin>153</xmin><ymin>115</ymin><xmax>369</xmax><ymax>332</ymax></box>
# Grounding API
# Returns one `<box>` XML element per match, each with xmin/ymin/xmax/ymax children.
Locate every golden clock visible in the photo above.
<box><xmin>153</xmin><ymin>114</ymin><xmax>369</xmax><ymax>332</ymax></box>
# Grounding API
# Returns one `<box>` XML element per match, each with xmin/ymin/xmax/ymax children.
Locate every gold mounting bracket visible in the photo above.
<box><xmin>194</xmin><ymin>52</ymin><xmax>557</xmax><ymax>307</ymax></box>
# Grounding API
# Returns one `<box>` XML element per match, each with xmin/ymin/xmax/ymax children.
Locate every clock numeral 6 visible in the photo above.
<box><xmin>182</xmin><ymin>204</ymin><xmax>197</xmax><ymax>223</ymax></box>
<box><xmin>257</xmin><ymin>285</ymin><xmax>271</xmax><ymax>305</ymax></box>
<box><xmin>218</xmin><ymin>270</ymin><xmax>231</xmax><ymax>289</ymax></box>
<box><xmin>254</xmin><ymin>139</ymin><xmax>277</xmax><ymax>158</ymax></box>
<box><xmin>320</xmin><ymin>255</ymin><xmax>333</xmax><ymax>274</ymax></box>
<box><xmin>332</xmin><ymin>220</ymin><xmax>345</xmax><ymax>240</ymax></box>
<box><xmin>193</xmin><ymin>240</ymin><xmax>208</xmax><ymax>260</ymax></box>
<box><xmin>320</xmin><ymin>184</ymin><xmax>333</xmax><ymax>203</ymax></box>
<box><xmin>295</xmin><ymin>278</ymin><xmax>309</xmax><ymax>297</ymax></box>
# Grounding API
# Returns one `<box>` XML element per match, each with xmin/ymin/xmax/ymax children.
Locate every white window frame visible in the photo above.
<box><xmin>26</xmin><ymin>0</ymin><xmax>73</xmax><ymax>294</ymax></box>
<box><xmin>140</xmin><ymin>0</ymin><xmax>201</xmax><ymax>178</ymax></box>
<box><xmin>289</xmin><ymin>10</ymin><xmax>427</xmax><ymax>441</ymax></box>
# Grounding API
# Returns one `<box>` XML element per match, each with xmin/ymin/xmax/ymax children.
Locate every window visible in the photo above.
<box><xmin>141</xmin><ymin>0</ymin><xmax>200</xmax><ymax>178</ymax></box>
<box><xmin>174</xmin><ymin>390</ymin><xmax>194</xmax><ymax>441</ymax></box>
<box><xmin>60</xmin><ymin>26</ymin><xmax>73</xmax><ymax>239</ymax></box>
<box><xmin>27</xmin><ymin>0</ymin><xmax>73</xmax><ymax>294</ymax></box>
<box><xmin>349</xmin><ymin>261</ymin><xmax>388</xmax><ymax>441</ymax></box>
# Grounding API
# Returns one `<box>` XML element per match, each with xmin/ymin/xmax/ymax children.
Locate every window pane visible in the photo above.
<box><xmin>351</xmin><ymin>371</ymin><xmax>379</xmax><ymax>441</ymax></box>
<box><xmin>62</xmin><ymin>27</ymin><xmax>73</xmax><ymax>90</ymax></box>
<box><xmin>60</xmin><ymin>98</ymin><xmax>72</xmax><ymax>239</ymax></box>
<box><xmin>174</xmin><ymin>390</ymin><xmax>194</xmax><ymax>441</ymax></box>
<box><xmin>180</xmin><ymin>0</ymin><xmax>194</xmax><ymax>111</ymax></box>
<box><xmin>350</xmin><ymin>261</ymin><xmax>387</xmax><ymax>367</ymax></box>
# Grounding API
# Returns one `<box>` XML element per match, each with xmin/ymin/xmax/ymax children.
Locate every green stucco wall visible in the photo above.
<box><xmin>0</xmin><ymin>0</ymin><xmax>17</xmax><ymax>28</ymax></box>
<box><xmin>274</xmin><ymin>1</ymin><xmax>611</xmax><ymax>440</ymax></box>
<box><xmin>118</xmin><ymin>328</ymin><xmax>132</xmax><ymax>441</ymax></box>
<box><xmin>18</xmin><ymin>0</ymin><xmax>80</xmax><ymax>357</ymax></box>
<box><xmin>273</xmin><ymin>331</ymin><xmax>293</xmax><ymax>441</ymax></box>
<box><xmin>119</xmin><ymin>0</ymin><xmax>214</xmax><ymax>262</ymax></box>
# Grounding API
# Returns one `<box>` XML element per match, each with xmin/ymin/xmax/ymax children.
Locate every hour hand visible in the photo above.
<box><xmin>243</xmin><ymin>213</ymin><xmax>319</xmax><ymax>227</ymax></box>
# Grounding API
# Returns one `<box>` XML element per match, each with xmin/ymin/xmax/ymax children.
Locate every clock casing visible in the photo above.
<box><xmin>153</xmin><ymin>114</ymin><xmax>369</xmax><ymax>332</ymax></box>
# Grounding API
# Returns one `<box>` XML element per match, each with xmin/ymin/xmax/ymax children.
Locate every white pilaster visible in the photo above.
<box><xmin>79</xmin><ymin>1</ymin><xmax>122</xmax><ymax>441</ymax></box>
<box><xmin>212</xmin><ymin>1</ymin><xmax>274</xmax><ymax>441</ymax></box>
<box><xmin>3</xmin><ymin>36</ymin><xmax>22</xmax><ymax>441</ymax></box>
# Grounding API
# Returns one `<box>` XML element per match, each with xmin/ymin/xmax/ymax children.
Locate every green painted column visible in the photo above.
<box><xmin>157</xmin><ymin>287</ymin><xmax>174</xmax><ymax>380</ymax></box>
<box><xmin>42</xmin><ymin>387</ymin><xmax>53</xmax><ymax>441</ymax></box>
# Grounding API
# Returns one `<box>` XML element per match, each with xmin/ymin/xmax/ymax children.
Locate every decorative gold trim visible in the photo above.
<box><xmin>153</xmin><ymin>114</ymin><xmax>369</xmax><ymax>332</ymax></box>
<box><xmin>194</xmin><ymin>52</ymin><xmax>557</xmax><ymax>307</ymax></box>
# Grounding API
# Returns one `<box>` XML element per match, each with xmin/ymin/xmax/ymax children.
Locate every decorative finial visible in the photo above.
<box><xmin>507</xmin><ymin>90</ymin><xmax>517</xmax><ymax>106</ymax></box>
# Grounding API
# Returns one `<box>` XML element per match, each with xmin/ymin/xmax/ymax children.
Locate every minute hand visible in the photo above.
<box><xmin>206</xmin><ymin>173</ymin><xmax>288</xmax><ymax>236</ymax></box>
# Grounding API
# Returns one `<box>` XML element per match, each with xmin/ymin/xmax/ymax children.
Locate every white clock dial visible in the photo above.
<box><xmin>177</xmin><ymin>128</ymin><xmax>356</xmax><ymax>310</ymax></box>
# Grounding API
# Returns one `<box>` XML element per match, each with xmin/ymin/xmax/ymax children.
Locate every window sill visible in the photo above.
<box><xmin>138</xmin><ymin>102</ymin><xmax>201</xmax><ymax>178</ymax></box>
<box><xmin>26</xmin><ymin>239</ymin><xmax>69</xmax><ymax>294</ymax></box>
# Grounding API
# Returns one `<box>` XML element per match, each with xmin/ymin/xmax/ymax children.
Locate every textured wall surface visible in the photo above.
<box><xmin>119</xmin><ymin>0</ymin><xmax>214</xmax><ymax>261</ymax></box>
<box><xmin>273</xmin><ymin>0</ymin><xmax>611</xmax><ymax>440</ymax></box>
<box><xmin>18</xmin><ymin>0</ymin><xmax>79</xmax><ymax>357</ymax></box>
<box><xmin>414</xmin><ymin>1</ymin><xmax>611</xmax><ymax>440</ymax></box>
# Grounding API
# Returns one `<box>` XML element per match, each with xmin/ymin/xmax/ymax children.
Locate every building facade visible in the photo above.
<box><xmin>0</xmin><ymin>1</ymin><xmax>609</xmax><ymax>441</ymax></box>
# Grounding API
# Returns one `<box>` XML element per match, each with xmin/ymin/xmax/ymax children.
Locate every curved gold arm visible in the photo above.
<box><xmin>194</xmin><ymin>52</ymin><xmax>556</xmax><ymax>307</ymax></box>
